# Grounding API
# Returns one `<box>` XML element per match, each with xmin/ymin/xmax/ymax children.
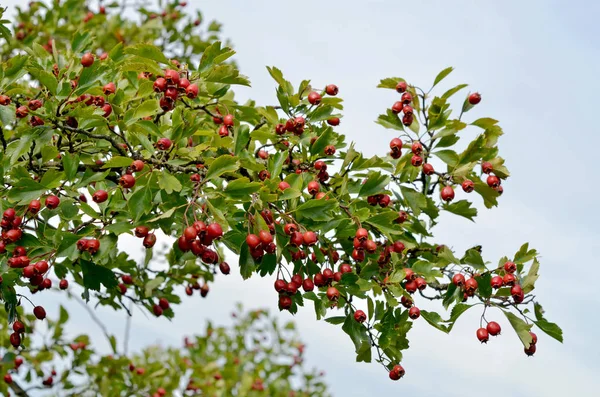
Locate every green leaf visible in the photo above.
<box><xmin>325</xmin><ymin>316</ymin><xmax>347</xmax><ymax>325</ymax></box>
<box><xmin>522</xmin><ymin>259</ymin><xmax>540</xmax><ymax>294</ymax></box>
<box><xmin>62</xmin><ymin>153</ymin><xmax>80</xmax><ymax>180</ymax></box>
<box><xmin>131</xmin><ymin>99</ymin><xmax>160</xmax><ymax>121</ymax></box>
<box><xmin>461</xmin><ymin>248</ymin><xmax>486</xmax><ymax>271</ymax></box>
<box><xmin>342</xmin><ymin>314</ymin><xmax>370</xmax><ymax>351</ymax></box>
<box><xmin>447</xmin><ymin>303</ymin><xmax>472</xmax><ymax>331</ymax></box>
<box><xmin>443</xmin><ymin>200</ymin><xmax>477</xmax><ymax>221</ymax></box>
<box><xmin>513</xmin><ymin>243</ymin><xmax>538</xmax><ymax>264</ymax></box>
<box><xmin>310</xmin><ymin>126</ymin><xmax>334</xmax><ymax>156</ymax></box>
<box><xmin>224</xmin><ymin>177</ymin><xmax>261</xmax><ymax>199</ymax></box>
<box><xmin>71</xmin><ymin>30</ymin><xmax>92</xmax><ymax>52</ymax></box>
<box><xmin>204</xmin><ymin>155</ymin><xmax>239</xmax><ymax>181</ymax></box>
<box><xmin>420</xmin><ymin>310</ymin><xmax>449</xmax><ymax>333</ymax></box>
<box><xmin>434</xmin><ymin>150</ymin><xmax>459</xmax><ymax>167</ymax></box>
<box><xmin>359</xmin><ymin>171</ymin><xmax>390</xmax><ymax>197</ymax></box>
<box><xmin>503</xmin><ymin>311</ymin><xmax>533</xmax><ymax>347</ymax></box>
<box><xmin>128</xmin><ymin>186</ymin><xmax>152</xmax><ymax>221</ymax></box>
<box><xmin>124</xmin><ymin>44</ymin><xmax>170</xmax><ymax>64</ymax></box>
<box><xmin>471</xmin><ymin>117</ymin><xmax>499</xmax><ymax>129</ymax></box>
<box><xmin>238</xmin><ymin>244</ymin><xmax>256</xmax><ymax>279</ymax></box>
<box><xmin>29</xmin><ymin>69</ymin><xmax>58</xmax><ymax>95</ymax></box>
<box><xmin>41</xmin><ymin>145</ymin><xmax>59</xmax><ymax>163</ymax></box>
<box><xmin>102</xmin><ymin>156</ymin><xmax>132</xmax><ymax>169</ymax></box>
<box><xmin>534</xmin><ymin>303</ymin><xmax>563</xmax><ymax>343</ymax></box>
<box><xmin>442</xmin><ymin>83</ymin><xmax>468</xmax><ymax>99</ymax></box>
<box><xmin>476</xmin><ymin>273</ymin><xmax>492</xmax><ymax>298</ymax></box>
<box><xmin>365</xmin><ymin>211</ymin><xmax>404</xmax><ymax>236</ymax></box>
<box><xmin>158</xmin><ymin>172</ymin><xmax>182</xmax><ymax>194</ymax></box>
<box><xmin>400</xmin><ymin>186</ymin><xmax>426</xmax><ymax>216</ymax></box>
<box><xmin>144</xmin><ymin>277</ymin><xmax>164</xmax><ymax>297</ymax></box>
<box><xmin>432</xmin><ymin>67</ymin><xmax>453</xmax><ymax>88</ymax></box>
<box><xmin>234</xmin><ymin>125</ymin><xmax>250</xmax><ymax>156</ymax></box>
<box><xmin>377</xmin><ymin>77</ymin><xmax>405</xmax><ymax>90</ymax></box>
<box><xmin>295</xmin><ymin>198</ymin><xmax>338</xmax><ymax>221</ymax></box>
<box><xmin>80</xmin><ymin>260</ymin><xmax>118</xmax><ymax>291</ymax></box>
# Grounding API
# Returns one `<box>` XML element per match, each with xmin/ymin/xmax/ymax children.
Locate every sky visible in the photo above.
<box><xmin>4</xmin><ymin>0</ymin><xmax>600</xmax><ymax>396</ymax></box>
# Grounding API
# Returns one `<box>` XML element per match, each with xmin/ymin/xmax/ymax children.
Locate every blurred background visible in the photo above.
<box><xmin>4</xmin><ymin>0</ymin><xmax>599</xmax><ymax>396</ymax></box>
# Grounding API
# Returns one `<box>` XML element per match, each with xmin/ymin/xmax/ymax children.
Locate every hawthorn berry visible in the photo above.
<box><xmin>308</xmin><ymin>91</ymin><xmax>322</xmax><ymax>105</ymax></box>
<box><xmin>440</xmin><ymin>186</ymin><xmax>455</xmax><ymax>202</ymax></box>
<box><xmin>354</xmin><ymin>310</ymin><xmax>367</xmax><ymax>323</ymax></box>
<box><xmin>476</xmin><ymin>327</ymin><xmax>489</xmax><ymax>343</ymax></box>
<box><xmin>81</xmin><ymin>53</ymin><xmax>94</xmax><ymax>67</ymax></box>
<box><xmin>395</xmin><ymin>81</ymin><xmax>407</xmax><ymax>93</ymax></box>
<box><xmin>469</xmin><ymin>92</ymin><xmax>481</xmax><ymax>105</ymax></box>
<box><xmin>325</xmin><ymin>84</ymin><xmax>338</xmax><ymax>96</ymax></box>
<box><xmin>486</xmin><ymin>321</ymin><xmax>501</xmax><ymax>336</ymax></box>
<box><xmin>461</xmin><ymin>179</ymin><xmax>475</xmax><ymax>193</ymax></box>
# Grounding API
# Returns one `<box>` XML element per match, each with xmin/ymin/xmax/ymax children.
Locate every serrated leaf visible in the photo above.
<box><xmin>158</xmin><ymin>172</ymin><xmax>182</xmax><ymax>194</ymax></box>
<box><xmin>443</xmin><ymin>200</ymin><xmax>477</xmax><ymax>221</ymax></box>
<box><xmin>504</xmin><ymin>311</ymin><xmax>533</xmax><ymax>347</ymax></box>
<box><xmin>204</xmin><ymin>155</ymin><xmax>239</xmax><ymax>181</ymax></box>
<box><xmin>534</xmin><ymin>303</ymin><xmax>563</xmax><ymax>343</ymax></box>
<box><xmin>522</xmin><ymin>258</ymin><xmax>540</xmax><ymax>294</ymax></box>
<box><xmin>420</xmin><ymin>310</ymin><xmax>449</xmax><ymax>333</ymax></box>
<box><xmin>102</xmin><ymin>156</ymin><xmax>132</xmax><ymax>169</ymax></box>
<box><xmin>80</xmin><ymin>260</ymin><xmax>118</xmax><ymax>291</ymax></box>
<box><xmin>224</xmin><ymin>177</ymin><xmax>261</xmax><ymax>199</ymax></box>
<box><xmin>124</xmin><ymin>44</ymin><xmax>170</xmax><ymax>64</ymax></box>
<box><xmin>359</xmin><ymin>171</ymin><xmax>390</xmax><ymax>197</ymax></box>
<box><xmin>131</xmin><ymin>99</ymin><xmax>160</xmax><ymax>121</ymax></box>
<box><xmin>400</xmin><ymin>186</ymin><xmax>426</xmax><ymax>216</ymax></box>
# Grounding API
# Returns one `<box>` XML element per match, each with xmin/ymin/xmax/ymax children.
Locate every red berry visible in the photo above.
<box><xmin>503</xmin><ymin>273</ymin><xmax>516</xmax><ymax>286</ymax></box>
<box><xmin>326</xmin><ymin>286</ymin><xmax>340</xmax><ymax>301</ymax></box>
<box><xmin>274</xmin><ymin>279</ymin><xmax>286</xmax><ymax>293</ymax></box>
<box><xmin>491</xmin><ymin>275</ymin><xmax>503</xmax><ymax>289</ymax></box>
<box><xmin>469</xmin><ymin>92</ymin><xmax>481</xmax><ymax>105</ymax></box>
<box><xmin>530</xmin><ymin>332</ymin><xmax>538</xmax><ymax>345</ymax></box>
<box><xmin>279</xmin><ymin>295</ymin><xmax>292</xmax><ymax>310</ymax></box>
<box><xmin>401</xmin><ymin>92</ymin><xmax>412</xmax><ymax>104</ymax></box>
<box><xmin>308</xmin><ymin>91</ymin><xmax>322</xmax><ymax>105</ymax></box>
<box><xmin>153</xmin><ymin>77</ymin><xmax>167</xmax><ymax>92</ymax></box>
<box><xmin>4</xmin><ymin>374</ymin><xmax>12</xmax><ymax>384</ymax></box>
<box><xmin>389</xmin><ymin>364</ymin><xmax>405</xmax><ymax>381</ymax></box>
<box><xmin>153</xmin><ymin>304</ymin><xmax>163</xmax><ymax>317</ymax></box>
<box><xmin>307</xmin><ymin>181</ymin><xmax>320</xmax><ymax>195</ymax></box>
<box><xmin>402</xmin><ymin>105</ymin><xmax>413</xmax><ymax>115</ymax></box>
<box><xmin>135</xmin><ymin>226</ymin><xmax>149</xmax><ymax>238</ymax></box>
<box><xmin>511</xmin><ymin>284</ymin><xmax>523</xmax><ymax>299</ymax></box>
<box><xmin>34</xmin><ymin>260</ymin><xmax>49</xmax><ymax>274</ymax></box>
<box><xmin>45</xmin><ymin>195</ymin><xmax>60</xmax><ymax>209</ymax></box>
<box><xmin>504</xmin><ymin>261</ymin><xmax>517</xmax><ymax>274</ymax></box>
<box><xmin>302</xmin><ymin>278</ymin><xmax>314</xmax><ymax>292</ymax></box>
<box><xmin>258</xmin><ymin>230</ymin><xmax>273</xmax><ymax>245</ymax></box>
<box><xmin>405</xmin><ymin>280</ymin><xmax>417</xmax><ymax>294</ymax></box>
<box><xmin>119</xmin><ymin>174</ymin><xmax>136</xmax><ymax>189</ymax></box>
<box><xmin>395</xmin><ymin>81</ymin><xmax>408</xmax><ymax>93</ymax></box>
<box><xmin>476</xmin><ymin>327</ymin><xmax>489</xmax><ymax>343</ymax></box>
<box><xmin>103</xmin><ymin>82</ymin><xmax>116</xmax><ymax>95</ymax></box>
<box><xmin>327</xmin><ymin>117</ymin><xmax>340</xmax><ymax>126</ymax></box>
<box><xmin>219</xmin><ymin>262</ymin><xmax>230</xmax><ymax>275</ymax></box>
<box><xmin>92</xmin><ymin>189</ymin><xmax>108</xmax><ymax>203</ymax></box>
<box><xmin>302</xmin><ymin>231</ymin><xmax>317</xmax><ymax>246</ymax></box>
<box><xmin>354</xmin><ymin>310</ymin><xmax>367</xmax><ymax>323</ymax></box>
<box><xmin>411</xmin><ymin>155</ymin><xmax>423</xmax><ymax>167</ymax></box>
<box><xmin>12</xmin><ymin>320</ymin><xmax>25</xmax><ymax>333</ymax></box>
<box><xmin>481</xmin><ymin>161</ymin><xmax>493</xmax><ymax>174</ymax></box>
<box><xmin>156</xmin><ymin>137</ymin><xmax>172</xmax><ymax>150</ymax></box>
<box><xmin>278</xmin><ymin>181</ymin><xmax>290</xmax><ymax>191</ymax></box>
<box><xmin>422</xmin><ymin>163</ymin><xmax>435</xmax><ymax>175</ymax></box>
<box><xmin>143</xmin><ymin>233</ymin><xmax>157</xmax><ymax>248</ymax></box>
<box><xmin>206</xmin><ymin>223</ymin><xmax>223</xmax><ymax>240</ymax></box>
<box><xmin>391</xmin><ymin>101</ymin><xmax>404</xmax><ymax>114</ymax></box>
<box><xmin>486</xmin><ymin>321</ymin><xmax>501</xmax><ymax>336</ymax></box>
<box><xmin>164</xmin><ymin>69</ymin><xmax>180</xmax><ymax>86</ymax></box>
<box><xmin>246</xmin><ymin>234</ymin><xmax>261</xmax><ymax>250</ymax></box>
<box><xmin>408</xmin><ymin>306</ymin><xmax>420</xmax><ymax>320</ymax></box>
<box><xmin>223</xmin><ymin>114</ymin><xmax>234</xmax><ymax>127</ymax></box>
<box><xmin>158</xmin><ymin>297</ymin><xmax>170</xmax><ymax>310</ymax></box>
<box><xmin>325</xmin><ymin>84</ymin><xmax>338</xmax><ymax>96</ymax></box>
<box><xmin>440</xmin><ymin>186</ymin><xmax>455</xmax><ymax>202</ymax></box>
<box><xmin>524</xmin><ymin>344</ymin><xmax>536</xmax><ymax>356</ymax></box>
<box><xmin>355</xmin><ymin>228</ymin><xmax>368</xmax><ymax>242</ymax></box>
<box><xmin>461</xmin><ymin>179</ymin><xmax>474</xmax><ymax>193</ymax></box>
<box><xmin>465</xmin><ymin>278</ymin><xmax>478</xmax><ymax>294</ymax></box>
<box><xmin>10</xmin><ymin>332</ymin><xmax>21</xmax><ymax>348</ymax></box>
<box><xmin>59</xmin><ymin>279</ymin><xmax>68</xmax><ymax>290</ymax></box>
<box><xmin>452</xmin><ymin>273</ymin><xmax>465</xmax><ymax>287</ymax></box>
<box><xmin>33</xmin><ymin>306</ymin><xmax>46</xmax><ymax>320</ymax></box>
<box><xmin>81</xmin><ymin>53</ymin><xmax>94</xmax><ymax>67</ymax></box>
<box><xmin>487</xmin><ymin>175</ymin><xmax>500</xmax><ymax>188</ymax></box>
<box><xmin>28</xmin><ymin>199</ymin><xmax>41</xmax><ymax>214</ymax></box>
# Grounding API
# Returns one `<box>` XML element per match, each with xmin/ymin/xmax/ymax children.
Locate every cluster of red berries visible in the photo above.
<box><xmin>391</xmin><ymin>81</ymin><xmax>414</xmax><ymax>126</ymax></box>
<box><xmin>352</xmin><ymin>228</ymin><xmax>405</xmax><ymax>265</ymax></box>
<box><xmin>212</xmin><ymin>111</ymin><xmax>235</xmax><ymax>137</ymax></box>
<box><xmin>274</xmin><ymin>84</ymin><xmax>339</xmax><ymax>136</ymax></box>
<box><xmin>367</xmin><ymin>193</ymin><xmax>391</xmax><ymax>207</ymax></box>
<box><xmin>149</xmin><ymin>68</ymin><xmax>199</xmax><ymax>112</ymax></box>
<box><xmin>76</xmin><ymin>238</ymin><xmax>101</xmax><ymax>255</ymax></box>
<box><xmin>460</xmin><ymin>160</ymin><xmax>503</xmax><ymax>195</ymax></box>
<box><xmin>174</xmin><ymin>221</ymin><xmax>223</xmax><ymax>262</ymax></box>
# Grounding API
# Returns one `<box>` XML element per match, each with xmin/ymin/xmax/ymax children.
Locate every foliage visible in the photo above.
<box><xmin>0</xmin><ymin>303</ymin><xmax>327</xmax><ymax>396</ymax></box>
<box><xmin>0</xmin><ymin>0</ymin><xmax>562</xmax><ymax>388</ymax></box>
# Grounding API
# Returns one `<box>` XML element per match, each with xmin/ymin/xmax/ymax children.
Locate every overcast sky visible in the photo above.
<box><xmin>4</xmin><ymin>0</ymin><xmax>599</xmax><ymax>396</ymax></box>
